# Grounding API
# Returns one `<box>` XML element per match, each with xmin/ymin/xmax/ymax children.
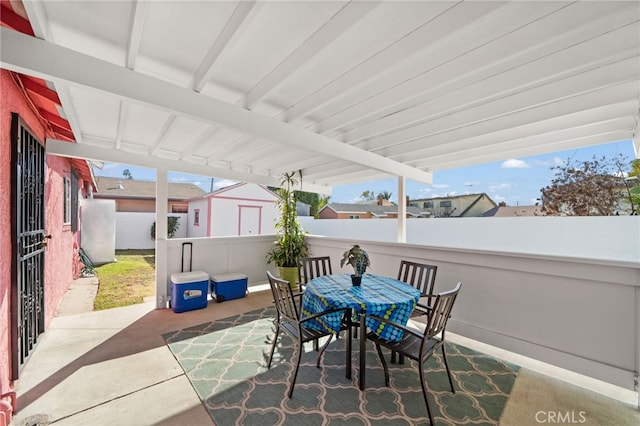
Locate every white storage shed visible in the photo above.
<box><xmin>187</xmin><ymin>183</ymin><xmax>280</xmax><ymax>237</ymax></box>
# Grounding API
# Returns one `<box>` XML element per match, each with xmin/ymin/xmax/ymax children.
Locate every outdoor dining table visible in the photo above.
<box><xmin>300</xmin><ymin>273</ymin><xmax>421</xmax><ymax>390</ymax></box>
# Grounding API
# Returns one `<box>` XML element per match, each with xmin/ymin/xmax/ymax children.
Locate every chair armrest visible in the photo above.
<box><xmin>367</xmin><ymin>314</ymin><xmax>423</xmax><ymax>340</ymax></box>
<box><xmin>414</xmin><ymin>302</ymin><xmax>432</xmax><ymax>314</ymax></box>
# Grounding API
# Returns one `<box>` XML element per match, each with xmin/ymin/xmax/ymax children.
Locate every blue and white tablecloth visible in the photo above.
<box><xmin>301</xmin><ymin>274</ymin><xmax>420</xmax><ymax>342</ymax></box>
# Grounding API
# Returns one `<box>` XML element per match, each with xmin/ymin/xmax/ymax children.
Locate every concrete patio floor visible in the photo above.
<box><xmin>11</xmin><ymin>278</ymin><xmax>640</xmax><ymax>426</ymax></box>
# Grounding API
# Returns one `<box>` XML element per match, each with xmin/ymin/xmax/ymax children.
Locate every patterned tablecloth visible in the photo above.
<box><xmin>301</xmin><ymin>274</ymin><xmax>420</xmax><ymax>342</ymax></box>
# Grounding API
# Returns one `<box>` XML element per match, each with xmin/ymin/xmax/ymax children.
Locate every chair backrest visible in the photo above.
<box><xmin>267</xmin><ymin>271</ymin><xmax>300</xmax><ymax>323</ymax></box>
<box><xmin>299</xmin><ymin>256</ymin><xmax>333</xmax><ymax>284</ymax></box>
<box><xmin>424</xmin><ymin>282</ymin><xmax>462</xmax><ymax>340</ymax></box>
<box><xmin>397</xmin><ymin>260</ymin><xmax>438</xmax><ymax>304</ymax></box>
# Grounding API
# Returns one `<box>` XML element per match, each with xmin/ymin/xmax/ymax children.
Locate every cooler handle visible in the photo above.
<box><xmin>181</xmin><ymin>242</ymin><xmax>193</xmax><ymax>272</ymax></box>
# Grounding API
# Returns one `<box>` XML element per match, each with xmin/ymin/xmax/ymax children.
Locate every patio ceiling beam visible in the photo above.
<box><xmin>281</xmin><ymin>1</ymin><xmax>503</xmax><ymax>123</ymax></box>
<box><xmin>126</xmin><ymin>0</ymin><xmax>148</xmax><ymax>70</ymax></box>
<box><xmin>243</xmin><ymin>0</ymin><xmax>380</xmax><ymax>108</ymax></box>
<box><xmin>45</xmin><ymin>138</ymin><xmax>332</xmax><ymax>195</ymax></box>
<box><xmin>21</xmin><ymin>0</ymin><xmax>84</xmax><ymax>144</ymax></box>
<box><xmin>1</xmin><ymin>27</ymin><xmax>433</xmax><ymax>185</ymax></box>
<box><xmin>423</xmin><ymin>131</ymin><xmax>632</xmax><ymax>173</ymax></box>
<box><xmin>191</xmin><ymin>0</ymin><xmax>258</xmax><ymax>92</ymax></box>
<box><xmin>320</xmin><ymin>5</ymin><xmax>638</xmax><ymax>146</ymax></box>
<box><xmin>393</xmin><ymin>117</ymin><xmax>637</xmax><ymax>169</ymax></box>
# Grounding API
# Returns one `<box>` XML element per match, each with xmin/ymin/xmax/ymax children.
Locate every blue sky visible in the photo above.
<box><xmin>96</xmin><ymin>139</ymin><xmax>636</xmax><ymax>207</ymax></box>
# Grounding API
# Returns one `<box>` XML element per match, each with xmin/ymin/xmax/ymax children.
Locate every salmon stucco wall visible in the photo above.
<box><xmin>44</xmin><ymin>155</ymin><xmax>80</xmax><ymax>326</ymax></box>
<box><xmin>0</xmin><ymin>69</ymin><xmax>81</xmax><ymax>392</ymax></box>
<box><xmin>0</xmin><ymin>69</ymin><xmax>50</xmax><ymax>392</ymax></box>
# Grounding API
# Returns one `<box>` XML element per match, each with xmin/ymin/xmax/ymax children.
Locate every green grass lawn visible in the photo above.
<box><xmin>93</xmin><ymin>250</ymin><xmax>156</xmax><ymax>310</ymax></box>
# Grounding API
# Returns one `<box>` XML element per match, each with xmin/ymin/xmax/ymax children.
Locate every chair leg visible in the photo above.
<box><xmin>315</xmin><ymin>335</ymin><xmax>334</xmax><ymax>368</ymax></box>
<box><xmin>288</xmin><ymin>340</ymin><xmax>303</xmax><ymax>398</ymax></box>
<box><xmin>373</xmin><ymin>343</ymin><xmax>390</xmax><ymax>387</ymax></box>
<box><xmin>313</xmin><ymin>339</ymin><xmax>319</xmax><ymax>351</ymax></box>
<box><xmin>390</xmin><ymin>350</ymin><xmax>396</xmax><ymax>363</ymax></box>
<box><xmin>418</xmin><ymin>363</ymin><xmax>435</xmax><ymax>426</ymax></box>
<box><xmin>441</xmin><ymin>344</ymin><xmax>455</xmax><ymax>393</ymax></box>
<box><xmin>267</xmin><ymin>325</ymin><xmax>280</xmax><ymax>369</ymax></box>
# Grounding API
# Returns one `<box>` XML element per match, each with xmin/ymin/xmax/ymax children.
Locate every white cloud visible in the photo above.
<box><xmin>432</xmin><ymin>191</ymin><xmax>457</xmax><ymax>198</ymax></box>
<box><xmin>432</xmin><ymin>183</ymin><xmax>449</xmax><ymax>189</ymax></box>
<box><xmin>501</xmin><ymin>159</ymin><xmax>531</xmax><ymax>169</ymax></box>
<box><xmin>489</xmin><ymin>183</ymin><xmax>511</xmax><ymax>191</ymax></box>
<box><xmin>534</xmin><ymin>157</ymin><xmax>565</xmax><ymax>168</ymax></box>
<box><xmin>213</xmin><ymin>179</ymin><xmax>238</xmax><ymax>190</ymax></box>
<box><xmin>102</xmin><ymin>163</ymin><xmax>120</xmax><ymax>171</ymax></box>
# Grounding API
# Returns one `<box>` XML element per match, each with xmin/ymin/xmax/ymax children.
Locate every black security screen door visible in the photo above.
<box><xmin>10</xmin><ymin>113</ymin><xmax>46</xmax><ymax>379</ymax></box>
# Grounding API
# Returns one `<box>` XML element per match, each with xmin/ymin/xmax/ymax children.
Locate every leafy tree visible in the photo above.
<box><xmin>378</xmin><ymin>190</ymin><xmax>393</xmax><ymax>200</ymax></box>
<box><xmin>294</xmin><ymin>191</ymin><xmax>331</xmax><ymax>218</ymax></box>
<box><xmin>317</xmin><ymin>194</ymin><xmax>330</xmax><ymax>214</ymax></box>
<box><xmin>150</xmin><ymin>216</ymin><xmax>180</xmax><ymax>240</ymax></box>
<box><xmin>360</xmin><ymin>190</ymin><xmax>376</xmax><ymax>201</ymax></box>
<box><xmin>122</xmin><ymin>169</ymin><xmax>133</xmax><ymax>179</ymax></box>
<box><xmin>627</xmin><ymin>159</ymin><xmax>640</xmax><ymax>213</ymax></box>
<box><xmin>630</xmin><ymin>159</ymin><xmax>640</xmax><ymax>178</ymax></box>
<box><xmin>540</xmin><ymin>154</ymin><xmax>636</xmax><ymax>216</ymax></box>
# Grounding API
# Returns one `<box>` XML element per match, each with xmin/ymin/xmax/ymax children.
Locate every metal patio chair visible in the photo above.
<box><xmin>367</xmin><ymin>282</ymin><xmax>462</xmax><ymax>426</ymax></box>
<box><xmin>266</xmin><ymin>271</ymin><xmax>348</xmax><ymax>398</ymax></box>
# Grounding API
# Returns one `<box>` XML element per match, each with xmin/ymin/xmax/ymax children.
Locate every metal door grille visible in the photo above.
<box><xmin>10</xmin><ymin>113</ymin><xmax>46</xmax><ymax>379</ymax></box>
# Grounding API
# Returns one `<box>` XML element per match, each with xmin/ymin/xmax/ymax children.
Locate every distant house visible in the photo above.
<box><xmin>94</xmin><ymin>176</ymin><xmax>206</xmax><ymax>213</ymax></box>
<box><xmin>319</xmin><ymin>199</ymin><xmax>428</xmax><ymax>219</ymax></box>
<box><xmin>410</xmin><ymin>193</ymin><xmax>498</xmax><ymax>217</ymax></box>
<box><xmin>187</xmin><ymin>182</ymin><xmax>279</xmax><ymax>237</ymax></box>
<box><xmin>482</xmin><ymin>202</ymin><xmax>543</xmax><ymax>217</ymax></box>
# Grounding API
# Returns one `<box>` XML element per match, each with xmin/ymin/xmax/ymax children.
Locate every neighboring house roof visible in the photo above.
<box><xmin>482</xmin><ymin>205</ymin><xmax>543</xmax><ymax>217</ymax></box>
<box><xmin>411</xmin><ymin>193</ymin><xmax>494</xmax><ymax>204</ymax></box>
<box><xmin>94</xmin><ymin>176</ymin><xmax>206</xmax><ymax>200</ymax></box>
<box><xmin>458</xmin><ymin>193</ymin><xmax>498</xmax><ymax>216</ymax></box>
<box><xmin>320</xmin><ymin>203</ymin><xmax>427</xmax><ymax>217</ymax></box>
<box><xmin>410</xmin><ymin>193</ymin><xmax>497</xmax><ymax>217</ymax></box>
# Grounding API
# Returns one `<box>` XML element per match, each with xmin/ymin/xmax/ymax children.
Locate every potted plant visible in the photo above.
<box><xmin>266</xmin><ymin>171</ymin><xmax>310</xmax><ymax>289</ymax></box>
<box><xmin>340</xmin><ymin>244</ymin><xmax>370</xmax><ymax>286</ymax></box>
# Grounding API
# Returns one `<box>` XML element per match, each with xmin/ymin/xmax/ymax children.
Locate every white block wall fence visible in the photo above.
<box><xmin>115</xmin><ymin>212</ymin><xmax>187</xmax><ymax>250</ymax></box>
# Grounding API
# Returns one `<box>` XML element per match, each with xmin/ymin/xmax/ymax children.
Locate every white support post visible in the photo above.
<box><xmin>155</xmin><ymin>168</ymin><xmax>169</xmax><ymax>309</ymax></box>
<box><xmin>397</xmin><ymin>176</ymin><xmax>406</xmax><ymax>243</ymax></box>
<box><xmin>635</xmin><ymin>285</ymin><xmax>640</xmax><ymax>408</ymax></box>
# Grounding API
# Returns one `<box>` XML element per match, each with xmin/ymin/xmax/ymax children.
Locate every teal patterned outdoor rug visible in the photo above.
<box><xmin>163</xmin><ymin>307</ymin><xmax>519</xmax><ymax>425</ymax></box>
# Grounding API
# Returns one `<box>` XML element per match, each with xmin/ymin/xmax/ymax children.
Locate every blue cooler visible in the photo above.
<box><xmin>211</xmin><ymin>273</ymin><xmax>248</xmax><ymax>303</ymax></box>
<box><xmin>170</xmin><ymin>271</ymin><xmax>209</xmax><ymax>313</ymax></box>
